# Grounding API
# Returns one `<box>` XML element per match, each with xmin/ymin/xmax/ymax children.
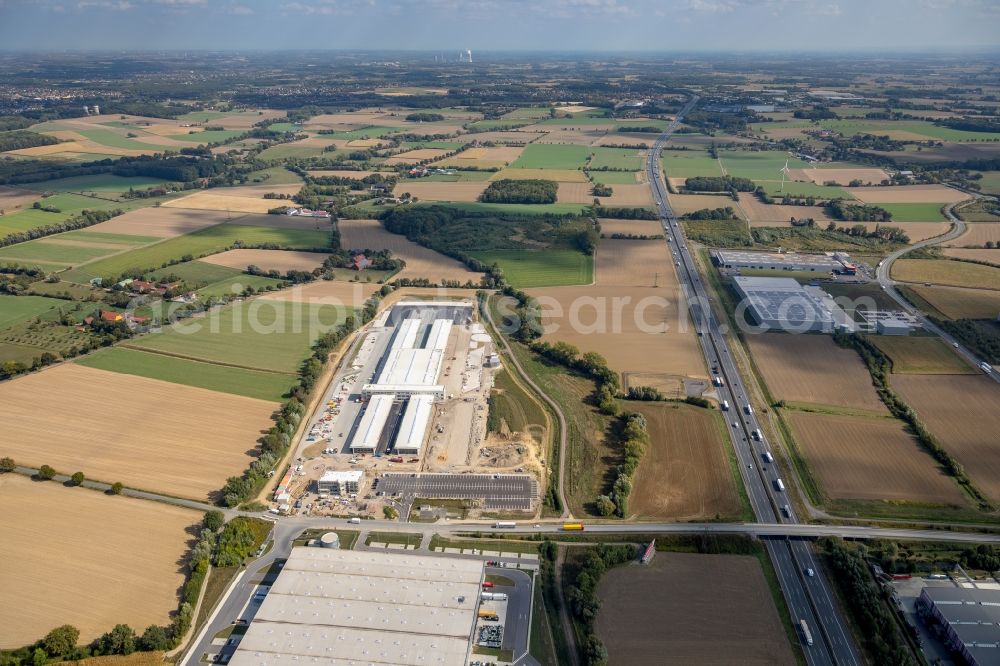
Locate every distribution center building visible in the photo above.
<box><xmin>228</xmin><ymin>548</ymin><xmax>485</xmax><ymax>666</ymax></box>
<box><xmin>917</xmin><ymin>587</ymin><xmax>1000</xmax><ymax>666</ymax></box>
<box><xmin>734</xmin><ymin>276</ymin><xmax>841</xmax><ymax>333</ymax></box>
<box><xmin>713</xmin><ymin>249</ymin><xmax>855</xmax><ymax>274</ymax></box>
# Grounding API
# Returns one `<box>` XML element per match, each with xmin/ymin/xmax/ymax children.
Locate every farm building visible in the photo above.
<box><xmin>713</xmin><ymin>249</ymin><xmax>855</xmax><ymax>274</ymax></box>
<box><xmin>316</xmin><ymin>470</ymin><xmax>363</xmax><ymax>495</ymax></box>
<box><xmin>734</xmin><ymin>276</ymin><xmax>852</xmax><ymax>333</ymax></box>
<box><xmin>917</xmin><ymin>587</ymin><xmax>1000</xmax><ymax>666</ymax></box>
<box><xmin>227</xmin><ymin>548</ymin><xmax>484</xmax><ymax>666</ymax></box>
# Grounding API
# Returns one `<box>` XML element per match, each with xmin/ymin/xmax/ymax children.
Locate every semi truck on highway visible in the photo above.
<box><xmin>763</xmin><ymin>451</ymin><xmax>774</xmax><ymax>463</ymax></box>
<box><xmin>713</xmin><ymin>375</ymin><xmax>724</xmax><ymax>387</ymax></box>
<box><xmin>799</xmin><ymin>619</ymin><xmax>814</xmax><ymax>647</ymax></box>
<box><xmin>562</xmin><ymin>523</ymin><xmax>585</xmax><ymax>531</ymax></box>
<box><xmin>752</xmin><ymin>429</ymin><xmax>762</xmax><ymax>441</ymax></box>
<box><xmin>981</xmin><ymin>362</ymin><xmax>993</xmax><ymax>374</ymax></box>
<box><xmin>493</xmin><ymin>521</ymin><xmax>516</xmax><ymax>529</ymax></box>
<box><xmin>775</xmin><ymin>478</ymin><xmax>785</xmax><ymax>492</ymax></box>
<box><xmin>721</xmin><ymin>400</ymin><xmax>730</xmax><ymax>411</ymax></box>
<box><xmin>744</xmin><ymin>404</ymin><xmax>753</xmax><ymax>415</ymax></box>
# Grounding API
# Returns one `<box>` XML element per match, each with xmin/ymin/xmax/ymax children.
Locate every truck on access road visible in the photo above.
<box><xmin>481</xmin><ymin>592</ymin><xmax>508</xmax><ymax>601</ymax></box>
<box><xmin>493</xmin><ymin>521</ymin><xmax>516</xmax><ymax>529</ymax></box>
<box><xmin>561</xmin><ymin>523</ymin><xmax>585</xmax><ymax>531</ymax></box>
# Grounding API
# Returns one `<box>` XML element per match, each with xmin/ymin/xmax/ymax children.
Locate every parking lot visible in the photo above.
<box><xmin>375</xmin><ymin>473</ymin><xmax>537</xmax><ymax>511</ymax></box>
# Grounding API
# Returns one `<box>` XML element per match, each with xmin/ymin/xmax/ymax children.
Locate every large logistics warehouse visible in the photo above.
<box><xmin>734</xmin><ymin>276</ymin><xmax>843</xmax><ymax>333</ymax></box>
<box><xmin>350</xmin><ymin>302</ymin><xmax>472</xmax><ymax>455</ymax></box>
<box><xmin>713</xmin><ymin>249</ymin><xmax>856</xmax><ymax>274</ymax></box>
<box><xmin>228</xmin><ymin>548</ymin><xmax>484</xmax><ymax>666</ymax></box>
<box><xmin>917</xmin><ymin>587</ymin><xmax>1000</xmax><ymax>666</ymax></box>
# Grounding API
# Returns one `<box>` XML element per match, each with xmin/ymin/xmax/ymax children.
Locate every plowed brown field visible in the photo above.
<box><xmin>629</xmin><ymin>402</ymin><xmax>742</xmax><ymax>520</ymax></box>
<box><xmin>0</xmin><ymin>474</ymin><xmax>198</xmax><ymax>647</ymax></box>
<box><xmin>596</xmin><ymin>552</ymin><xmax>795</xmax><ymax>666</ymax></box>
<box><xmin>0</xmin><ymin>364</ymin><xmax>276</xmax><ymax>500</ymax></box>
<box><xmin>598</xmin><ymin>218</ymin><xmax>662</xmax><ymax>236</ymax></box>
<box><xmin>747</xmin><ymin>333</ymin><xmax>886</xmax><ymax>411</ymax></box>
<box><xmin>667</xmin><ymin>192</ymin><xmax>741</xmax><ymax>217</ymax></box>
<box><xmin>892</xmin><ymin>374</ymin><xmax>1000</xmax><ymax>502</ymax></box>
<box><xmin>786</xmin><ymin>411</ymin><xmax>965</xmax><ymax>504</ymax></box>
<box><xmin>338</xmin><ymin>218</ymin><xmax>482</xmax><ymax>284</ymax></box>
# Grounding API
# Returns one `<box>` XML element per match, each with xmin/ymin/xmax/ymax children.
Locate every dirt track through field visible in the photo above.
<box><xmin>892</xmin><ymin>374</ymin><xmax>1000</xmax><ymax>502</ymax></box>
<box><xmin>747</xmin><ymin>334</ymin><xmax>887</xmax><ymax>411</ymax></box>
<box><xmin>629</xmin><ymin>402</ymin><xmax>742</xmax><ymax>519</ymax></box>
<box><xmin>0</xmin><ymin>474</ymin><xmax>199</xmax><ymax>647</ymax></box>
<box><xmin>0</xmin><ymin>363</ymin><xmax>276</xmax><ymax>500</ymax></box>
<box><xmin>786</xmin><ymin>411</ymin><xmax>965</xmax><ymax>504</ymax></box>
<box><xmin>595</xmin><ymin>552</ymin><xmax>795</xmax><ymax>665</ymax></box>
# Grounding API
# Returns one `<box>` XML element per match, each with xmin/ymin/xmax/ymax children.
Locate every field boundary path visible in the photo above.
<box><xmin>482</xmin><ymin>295</ymin><xmax>571</xmax><ymax>519</ymax></box>
<box><xmin>877</xmin><ymin>196</ymin><xmax>1000</xmax><ymax>386</ymax></box>
<box><xmin>553</xmin><ymin>546</ymin><xmax>581</xmax><ymax>666</ymax></box>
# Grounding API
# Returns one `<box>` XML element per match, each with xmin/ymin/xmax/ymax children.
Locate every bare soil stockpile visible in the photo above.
<box><xmin>0</xmin><ymin>474</ymin><xmax>198</xmax><ymax>647</ymax></box>
<box><xmin>907</xmin><ymin>284</ymin><xmax>1000</xmax><ymax>319</ymax></box>
<box><xmin>785</xmin><ymin>411</ymin><xmax>966</xmax><ymax>504</ymax></box>
<box><xmin>629</xmin><ymin>402</ymin><xmax>742</xmax><ymax>520</ymax></box>
<box><xmin>846</xmin><ymin>184</ymin><xmax>968</xmax><ymax>204</ymax></box>
<box><xmin>390</xmin><ymin>181</ymin><xmax>488</xmax><ymax>202</ymax></box>
<box><xmin>870</xmin><ymin>335</ymin><xmax>976</xmax><ymax>374</ymax></box>
<box><xmin>595</xmin><ymin>552</ymin><xmax>796</xmax><ymax>665</ymax></box>
<box><xmin>83</xmin><ymin>207</ymin><xmax>233</xmax><ymax>238</ymax></box>
<box><xmin>892</xmin><ymin>374</ymin><xmax>1000</xmax><ymax>503</ymax></box>
<box><xmin>337</xmin><ymin>218</ymin><xmax>482</xmax><ymax>284</ymax></box>
<box><xmin>201</xmin><ymin>249</ymin><xmax>331</xmax><ymax>272</ymax></box>
<box><xmin>747</xmin><ymin>334</ymin><xmax>887</xmax><ymax>412</ymax></box>
<box><xmin>0</xmin><ymin>364</ymin><xmax>276</xmax><ymax>500</ymax></box>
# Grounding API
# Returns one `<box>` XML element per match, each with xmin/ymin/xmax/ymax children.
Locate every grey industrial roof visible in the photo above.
<box><xmin>924</xmin><ymin>587</ymin><xmax>1000</xmax><ymax>660</ymax></box>
<box><xmin>229</xmin><ymin>549</ymin><xmax>483</xmax><ymax>666</ymax></box>
<box><xmin>715</xmin><ymin>249</ymin><xmax>843</xmax><ymax>268</ymax></box>
<box><xmin>734</xmin><ymin>276</ymin><xmax>835</xmax><ymax>326</ymax></box>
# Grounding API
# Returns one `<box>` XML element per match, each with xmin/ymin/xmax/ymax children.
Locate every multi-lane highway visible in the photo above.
<box><xmin>645</xmin><ymin>97</ymin><xmax>862</xmax><ymax>666</ymax></box>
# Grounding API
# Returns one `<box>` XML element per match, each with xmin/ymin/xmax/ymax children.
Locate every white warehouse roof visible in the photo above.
<box><xmin>228</xmin><ymin>548</ymin><xmax>483</xmax><ymax>666</ymax></box>
<box><xmin>319</xmin><ymin>470</ymin><xmax>363</xmax><ymax>484</ymax></box>
<box><xmin>395</xmin><ymin>395</ymin><xmax>435</xmax><ymax>453</ymax></box>
<box><xmin>350</xmin><ymin>394</ymin><xmax>395</xmax><ymax>450</ymax></box>
<box><xmin>392</xmin><ymin>318</ymin><xmax>421</xmax><ymax>351</ymax></box>
<box><xmin>426</xmin><ymin>319</ymin><xmax>453</xmax><ymax>352</ymax></box>
<box><xmin>377</xmin><ymin>348</ymin><xmax>444</xmax><ymax>386</ymax></box>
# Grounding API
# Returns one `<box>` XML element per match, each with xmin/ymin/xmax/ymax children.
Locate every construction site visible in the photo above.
<box><xmin>271</xmin><ymin>300</ymin><xmax>539</xmax><ymax>520</ymax></box>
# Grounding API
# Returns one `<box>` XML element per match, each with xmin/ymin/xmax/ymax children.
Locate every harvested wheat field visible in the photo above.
<box><xmin>747</xmin><ymin>333</ymin><xmax>885</xmax><ymax>411</ymax></box>
<box><xmin>946</xmin><ymin>223</ymin><xmax>1000</xmax><ymax>247</ymax></box>
<box><xmin>462</xmin><ymin>131</ymin><xmax>544</xmax><ymax>144</ymax></box>
<box><xmin>737</xmin><ymin>193</ymin><xmax>830</xmax><ymax>224</ymax></box>
<box><xmin>0</xmin><ymin>364</ymin><xmax>276</xmax><ymax>500</ymax></box>
<box><xmin>436</xmin><ymin>146</ymin><xmax>524</xmax><ymax>169</ymax></box>
<box><xmin>944</xmin><ymin>248</ymin><xmax>1000</xmax><ymax>265</ymax></box>
<box><xmin>306</xmin><ymin>170</ymin><xmax>389</xmax><ymax>179</ymax></box>
<box><xmin>800</xmin><ymin>167</ymin><xmax>889</xmax><ymax>186</ymax></box>
<box><xmin>667</xmin><ymin>192</ymin><xmax>742</xmax><ymax>217</ymax></box>
<box><xmin>893</xmin><ymin>258</ymin><xmax>1000</xmax><ymax>290</ymax></box>
<box><xmin>871</xmin><ymin>335</ymin><xmax>976</xmax><ymax>374</ymax></box>
<box><xmin>596</xmin><ymin>552</ymin><xmax>795</xmax><ymax>666</ymax></box>
<box><xmin>0</xmin><ymin>186</ymin><xmax>40</xmax><ymax>211</ymax></box>
<box><xmin>221</xmin><ymin>213</ymin><xmax>332</xmax><ymax>231</ymax></box>
<box><xmin>338</xmin><ymin>219</ymin><xmax>482</xmax><ymax>284</ymax></box>
<box><xmin>908</xmin><ymin>285</ymin><xmax>1000</xmax><ymax>319</ymax></box>
<box><xmin>162</xmin><ymin>191</ymin><xmax>278</xmax><ymax>214</ymax></box>
<box><xmin>84</xmin><ymin>207</ymin><xmax>234</xmax><ymax>238</ymax></box>
<box><xmin>892</xmin><ymin>374</ymin><xmax>1000</xmax><ymax>502</ymax></box>
<box><xmin>215</xmin><ymin>183</ymin><xmax>303</xmax><ymax>198</ymax></box>
<box><xmin>258</xmin><ymin>280</ymin><xmax>380</xmax><ymax>306</ymax></box>
<box><xmin>201</xmin><ymin>249</ymin><xmax>331</xmax><ymax>272</ymax></box>
<box><xmin>597</xmin><ymin>133</ymin><xmax>654</xmax><ymax>147</ymax></box>
<box><xmin>532</xmin><ymin>128</ymin><xmax>608</xmax><ymax>145</ymax></box>
<box><xmin>786</xmin><ymin>411</ymin><xmax>965</xmax><ymax>504</ymax></box>
<box><xmin>9</xmin><ymin>142</ymin><xmax>91</xmax><ymax>157</ymax></box>
<box><xmin>629</xmin><ymin>402</ymin><xmax>742</xmax><ymax>520</ymax></box>
<box><xmin>383</xmin><ymin>148</ymin><xmax>451</xmax><ymax>165</ymax></box>
<box><xmin>346</xmin><ymin>138</ymin><xmax>384</xmax><ymax>148</ymax></box>
<box><xmin>597</xmin><ymin>239</ymin><xmax>672</xmax><ymax>286</ymax></box>
<box><xmin>0</xmin><ymin>474</ymin><xmax>198</xmax><ymax>648</ymax></box>
<box><xmin>598</xmin><ymin>218</ymin><xmax>662</xmax><ymax>237</ymax></box>
<box><xmin>847</xmin><ymin>184</ymin><xmax>969</xmax><ymax>204</ymax></box>
<box><xmin>491</xmin><ymin>168</ymin><xmax>589</xmax><ymax>182</ymax></box>
<box><xmin>556</xmin><ymin>182</ymin><xmax>595</xmax><ymax>204</ymax></box>
<box><xmin>391</xmin><ymin>181</ymin><xmax>489</xmax><ymax>202</ymax></box>
<box><xmin>596</xmin><ymin>183</ymin><xmax>654</xmax><ymax>206</ymax></box>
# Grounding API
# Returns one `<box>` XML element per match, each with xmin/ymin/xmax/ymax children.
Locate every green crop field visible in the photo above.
<box><xmin>869</xmin><ymin>335</ymin><xmax>975</xmax><ymax>375</ymax></box>
<box><xmin>661</xmin><ymin>153</ymin><xmax>724</xmax><ymax>179</ymax></box>
<box><xmin>502</xmin><ymin>106</ymin><xmax>553</xmax><ymax>120</ymax></box>
<box><xmin>0</xmin><ymin>208</ymin><xmax>68</xmax><ymax>237</ymax></box>
<box><xmin>881</xmin><ymin>203</ymin><xmax>948</xmax><ymax>222</ymax></box>
<box><xmin>22</xmin><ymin>174</ymin><xmax>178</xmax><ymax>194</ymax></box>
<box><xmin>77</xmin><ymin>346</ymin><xmax>293</xmax><ymax>401</ymax></box>
<box><xmin>465</xmin><ymin>120</ymin><xmax>534</xmax><ymax>131</ymax></box>
<box><xmin>468</xmin><ymin>249</ymin><xmax>592</xmax><ymax>288</ymax></box>
<box><xmin>245</xmin><ymin>167</ymin><xmax>305</xmax><ymax>186</ymax></box>
<box><xmin>332</xmin><ymin>126</ymin><xmax>407</xmax><ymax>140</ymax></box>
<box><xmin>78</xmin><ymin>223</ymin><xmax>330</xmax><ymax>279</ymax></box>
<box><xmin>196</xmin><ymin>274</ymin><xmax>284</xmax><ymax>298</ymax></box>
<box><xmin>0</xmin><ymin>237</ymin><xmax>135</xmax><ymax>265</ymax></box>
<box><xmin>589</xmin><ymin>171</ymin><xmax>641</xmax><ymax>185</ymax></box>
<box><xmin>257</xmin><ymin>143</ymin><xmax>329</xmax><ymax>160</ymax></box>
<box><xmin>718</xmin><ymin>150</ymin><xmax>812</xmax><ymax>181</ymax></box>
<box><xmin>761</xmin><ymin>181</ymin><xmax>851</xmax><ymax>198</ymax></box>
<box><xmin>127</xmin><ymin>300</ymin><xmax>352</xmax><ymax>373</ymax></box>
<box><xmin>74</xmin><ymin>128</ymin><xmax>172</xmax><ymax>152</ymax></box>
<box><xmin>30</xmin><ymin>192</ymin><xmax>128</xmax><ymax>214</ymax></box>
<box><xmin>429</xmin><ymin>201</ymin><xmax>590</xmax><ymax>215</ymax></box>
<box><xmin>150</xmin><ymin>260</ymin><xmax>243</xmax><ymax>287</ymax></box>
<box><xmin>175</xmin><ymin>110</ymin><xmax>229</xmax><ymax>123</ymax></box>
<box><xmin>754</xmin><ymin>119</ymin><xmax>1000</xmax><ymax>142</ymax></box>
<box><xmin>167</xmin><ymin>129</ymin><xmax>246</xmax><ymax>143</ymax></box>
<box><xmin>0</xmin><ymin>295</ymin><xmax>66</xmax><ymax>330</ymax></box>
<box><xmin>588</xmin><ymin>147</ymin><xmax>645</xmax><ymax>171</ymax></box>
<box><xmin>975</xmin><ymin>171</ymin><xmax>1000</xmax><ymax>196</ymax></box>
<box><xmin>510</xmin><ymin>144</ymin><xmax>592</xmax><ymax>170</ymax></box>
<box><xmin>63</xmin><ymin>230</ymin><xmax>162</xmax><ymax>244</ymax></box>
<box><xmin>892</xmin><ymin>258</ymin><xmax>1000</xmax><ymax>290</ymax></box>
<box><xmin>421</xmin><ymin>171</ymin><xmax>494</xmax><ymax>182</ymax></box>
<box><xmin>398</xmin><ymin>140</ymin><xmax>467</xmax><ymax>151</ymax></box>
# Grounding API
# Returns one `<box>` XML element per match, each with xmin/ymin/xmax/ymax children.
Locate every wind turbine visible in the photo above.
<box><xmin>778</xmin><ymin>158</ymin><xmax>790</xmax><ymax>192</ymax></box>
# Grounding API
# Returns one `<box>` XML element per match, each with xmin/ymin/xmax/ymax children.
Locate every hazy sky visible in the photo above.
<box><xmin>1</xmin><ymin>0</ymin><xmax>998</xmax><ymax>52</ymax></box>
